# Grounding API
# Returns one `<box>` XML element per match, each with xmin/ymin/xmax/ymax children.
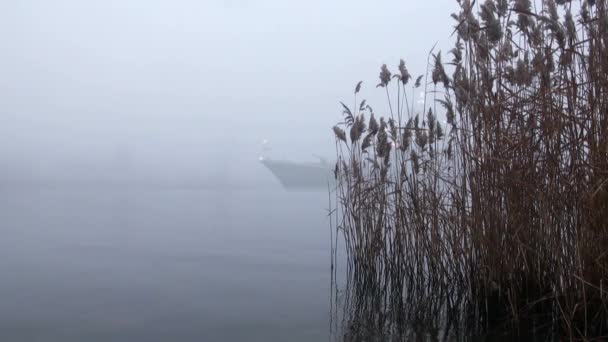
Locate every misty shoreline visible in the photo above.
<box><xmin>0</xmin><ymin>179</ymin><xmax>280</xmax><ymax>191</ymax></box>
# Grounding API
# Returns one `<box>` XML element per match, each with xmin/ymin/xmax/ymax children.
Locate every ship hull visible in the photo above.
<box><xmin>260</xmin><ymin>159</ymin><xmax>334</xmax><ymax>189</ymax></box>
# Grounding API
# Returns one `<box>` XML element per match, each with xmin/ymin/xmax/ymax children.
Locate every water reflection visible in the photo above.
<box><xmin>329</xmin><ymin>265</ymin><xmax>558</xmax><ymax>342</ymax></box>
<box><xmin>330</xmin><ymin>266</ymin><xmax>461</xmax><ymax>341</ymax></box>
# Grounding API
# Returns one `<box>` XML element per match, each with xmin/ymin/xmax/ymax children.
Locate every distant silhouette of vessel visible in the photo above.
<box><xmin>260</xmin><ymin>157</ymin><xmax>334</xmax><ymax>189</ymax></box>
<box><xmin>258</xmin><ymin>140</ymin><xmax>334</xmax><ymax>189</ymax></box>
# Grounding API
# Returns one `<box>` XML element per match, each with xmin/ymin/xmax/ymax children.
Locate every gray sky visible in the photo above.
<box><xmin>0</xmin><ymin>0</ymin><xmax>457</xmax><ymax>184</ymax></box>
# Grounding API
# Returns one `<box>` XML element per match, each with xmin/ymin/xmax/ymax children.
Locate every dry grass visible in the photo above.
<box><xmin>330</xmin><ymin>0</ymin><xmax>608</xmax><ymax>339</ymax></box>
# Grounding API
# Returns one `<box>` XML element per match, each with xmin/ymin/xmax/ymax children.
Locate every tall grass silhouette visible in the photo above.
<box><xmin>330</xmin><ymin>0</ymin><xmax>608</xmax><ymax>339</ymax></box>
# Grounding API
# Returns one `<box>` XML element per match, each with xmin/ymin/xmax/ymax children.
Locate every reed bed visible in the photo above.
<box><xmin>330</xmin><ymin>0</ymin><xmax>608</xmax><ymax>339</ymax></box>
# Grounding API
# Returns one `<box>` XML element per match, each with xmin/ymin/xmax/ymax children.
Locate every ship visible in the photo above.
<box><xmin>259</xmin><ymin>156</ymin><xmax>334</xmax><ymax>189</ymax></box>
<box><xmin>258</xmin><ymin>140</ymin><xmax>334</xmax><ymax>189</ymax></box>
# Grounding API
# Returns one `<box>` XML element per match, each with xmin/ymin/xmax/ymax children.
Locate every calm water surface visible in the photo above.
<box><xmin>0</xmin><ymin>184</ymin><xmax>331</xmax><ymax>341</ymax></box>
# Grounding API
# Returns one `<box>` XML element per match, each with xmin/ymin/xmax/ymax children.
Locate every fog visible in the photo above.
<box><xmin>0</xmin><ymin>1</ymin><xmax>464</xmax><ymax>340</ymax></box>
<box><xmin>11</xmin><ymin>0</ymin><xmax>607</xmax><ymax>340</ymax></box>
<box><xmin>0</xmin><ymin>0</ymin><xmax>456</xmax><ymax>186</ymax></box>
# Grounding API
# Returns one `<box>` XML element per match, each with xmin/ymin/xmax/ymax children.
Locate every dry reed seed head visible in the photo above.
<box><xmin>454</xmin><ymin>7</ymin><xmax>480</xmax><ymax>42</ymax></box>
<box><xmin>480</xmin><ymin>0</ymin><xmax>502</xmax><ymax>44</ymax></box>
<box><xmin>376</xmin><ymin>129</ymin><xmax>389</xmax><ymax>158</ymax></box>
<box><xmin>581</xmin><ymin>2</ymin><xmax>590</xmax><ymax>22</ymax></box>
<box><xmin>514</xmin><ymin>0</ymin><xmax>533</xmax><ymax>32</ymax></box>
<box><xmin>341</xmin><ymin>101</ymin><xmax>355</xmax><ymax>126</ymax></box>
<box><xmin>361</xmin><ymin>134</ymin><xmax>373</xmax><ymax>152</ymax></box>
<box><xmin>355</xmin><ymin>81</ymin><xmax>363</xmax><ymax>94</ymax></box>
<box><xmin>415</xmin><ymin>129</ymin><xmax>428</xmax><ymax>150</ymax></box>
<box><xmin>461</xmin><ymin>0</ymin><xmax>474</xmax><ymax>14</ymax></box>
<box><xmin>452</xmin><ymin>12</ymin><xmax>470</xmax><ymax>41</ymax></box>
<box><xmin>436</xmin><ymin>123</ymin><xmax>444</xmax><ymax>140</ymax></box>
<box><xmin>564</xmin><ymin>10</ymin><xmax>576</xmax><ymax>42</ymax></box>
<box><xmin>414</xmin><ymin>75</ymin><xmax>424</xmax><ymax>88</ymax></box>
<box><xmin>400</xmin><ymin>131</ymin><xmax>410</xmax><ymax>151</ymax></box>
<box><xmin>480</xmin><ymin>58</ymin><xmax>493</xmax><ymax>76</ymax></box>
<box><xmin>438</xmin><ymin>97</ymin><xmax>455</xmax><ymax>125</ymax></box>
<box><xmin>404</xmin><ymin>119</ymin><xmax>414</xmax><ymax>141</ymax></box>
<box><xmin>477</xmin><ymin>34</ymin><xmax>491</xmax><ymax>60</ymax></box>
<box><xmin>487</xmin><ymin>19</ymin><xmax>503</xmax><ymax>45</ymax></box>
<box><xmin>454</xmin><ymin>75</ymin><xmax>471</xmax><ymax>108</ymax></box>
<box><xmin>466</xmin><ymin>12</ymin><xmax>481</xmax><ymax>40</ymax></box>
<box><xmin>480</xmin><ymin>0</ymin><xmax>496</xmax><ymax>17</ymax></box>
<box><xmin>398</xmin><ymin>59</ymin><xmax>411</xmax><ymax>85</ymax></box>
<box><xmin>531</xmin><ymin>51</ymin><xmax>546</xmax><ymax>76</ymax></box>
<box><xmin>498</xmin><ymin>39</ymin><xmax>513</xmax><ymax>62</ymax></box>
<box><xmin>547</xmin><ymin>0</ymin><xmax>559</xmax><ymax>22</ymax></box>
<box><xmin>529</xmin><ymin>22</ymin><xmax>543</xmax><ymax>48</ymax></box>
<box><xmin>388</xmin><ymin>118</ymin><xmax>398</xmax><ymax>139</ymax></box>
<box><xmin>432</xmin><ymin>52</ymin><xmax>450</xmax><ymax>88</ymax></box>
<box><xmin>496</xmin><ymin>0</ymin><xmax>508</xmax><ymax>17</ymax></box>
<box><xmin>350</xmin><ymin>114</ymin><xmax>366</xmax><ymax>143</ymax></box>
<box><xmin>541</xmin><ymin>7</ymin><xmax>562</xmax><ymax>38</ymax></box>
<box><xmin>451</xmin><ymin>39</ymin><xmax>463</xmax><ymax>64</ymax></box>
<box><xmin>452</xmin><ymin>63</ymin><xmax>463</xmax><ymax>88</ymax></box>
<box><xmin>379</xmin><ymin>117</ymin><xmax>387</xmax><ymax>131</ymax></box>
<box><xmin>377</xmin><ymin>64</ymin><xmax>392</xmax><ymax>88</ymax></box>
<box><xmin>383</xmin><ymin>148</ymin><xmax>391</xmax><ymax>166</ymax></box>
<box><xmin>333</xmin><ymin>126</ymin><xmax>348</xmax><ymax>143</ymax></box>
<box><xmin>359</xmin><ymin>99</ymin><xmax>367</xmax><ymax>112</ymax></box>
<box><xmin>368</xmin><ymin>114</ymin><xmax>379</xmax><ymax>135</ymax></box>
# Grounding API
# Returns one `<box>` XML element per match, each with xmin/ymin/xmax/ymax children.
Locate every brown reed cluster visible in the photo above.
<box><xmin>331</xmin><ymin>0</ymin><xmax>608</xmax><ymax>338</ymax></box>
